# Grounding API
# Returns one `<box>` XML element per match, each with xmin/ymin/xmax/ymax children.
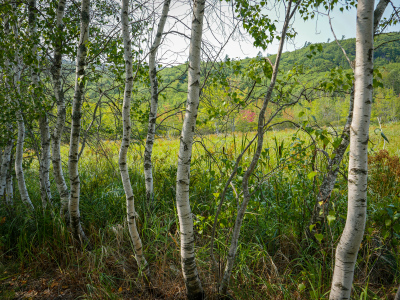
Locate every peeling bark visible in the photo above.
<box><xmin>144</xmin><ymin>0</ymin><xmax>171</xmax><ymax>204</ymax></box>
<box><xmin>329</xmin><ymin>0</ymin><xmax>375</xmax><ymax>298</ymax></box>
<box><xmin>175</xmin><ymin>0</ymin><xmax>206</xmax><ymax>298</ymax></box>
<box><xmin>68</xmin><ymin>0</ymin><xmax>90</xmax><ymax>245</ymax></box>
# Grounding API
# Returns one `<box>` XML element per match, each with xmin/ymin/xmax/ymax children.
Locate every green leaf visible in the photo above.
<box><xmin>307</xmin><ymin>171</ymin><xmax>318</xmax><ymax>180</ymax></box>
<box><xmin>381</xmin><ymin>131</ymin><xmax>390</xmax><ymax>143</ymax></box>
<box><xmin>298</xmin><ymin>283</ymin><xmax>306</xmax><ymax>292</ymax></box>
<box><xmin>385</xmin><ymin>219</ymin><xmax>392</xmax><ymax>227</ymax></box>
<box><xmin>327</xmin><ymin>215</ymin><xmax>336</xmax><ymax>226</ymax></box>
<box><xmin>315</xmin><ymin>233</ymin><xmax>323</xmax><ymax>243</ymax></box>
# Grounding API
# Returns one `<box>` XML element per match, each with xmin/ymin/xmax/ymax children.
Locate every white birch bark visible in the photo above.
<box><xmin>309</xmin><ymin>0</ymin><xmax>389</xmax><ymax>233</ymax></box>
<box><xmin>119</xmin><ymin>0</ymin><xmax>148</xmax><ymax>271</ymax></box>
<box><xmin>12</xmin><ymin>3</ymin><xmax>34</xmax><ymax>210</ymax></box>
<box><xmin>0</xmin><ymin>138</ymin><xmax>13</xmax><ymax>202</ymax></box>
<box><xmin>219</xmin><ymin>1</ymin><xmax>297</xmax><ymax>294</ymax></box>
<box><xmin>50</xmin><ymin>0</ymin><xmax>70</xmax><ymax>218</ymax></box>
<box><xmin>5</xmin><ymin>150</ymin><xmax>14</xmax><ymax>206</ymax></box>
<box><xmin>175</xmin><ymin>0</ymin><xmax>205</xmax><ymax>298</ymax></box>
<box><xmin>68</xmin><ymin>0</ymin><xmax>90</xmax><ymax>244</ymax></box>
<box><xmin>329</xmin><ymin>0</ymin><xmax>375</xmax><ymax>298</ymax></box>
<box><xmin>28</xmin><ymin>0</ymin><xmax>52</xmax><ymax>207</ymax></box>
<box><xmin>0</xmin><ymin>16</ymin><xmax>14</xmax><ymax>205</ymax></box>
<box><xmin>144</xmin><ymin>0</ymin><xmax>171</xmax><ymax>204</ymax></box>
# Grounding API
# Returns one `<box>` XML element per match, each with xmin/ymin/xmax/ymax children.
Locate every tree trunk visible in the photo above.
<box><xmin>29</xmin><ymin>0</ymin><xmax>52</xmax><ymax>207</ymax></box>
<box><xmin>329</xmin><ymin>0</ymin><xmax>374</xmax><ymax>298</ymax></box>
<box><xmin>50</xmin><ymin>0</ymin><xmax>70</xmax><ymax>218</ymax></box>
<box><xmin>119</xmin><ymin>0</ymin><xmax>148</xmax><ymax>271</ymax></box>
<box><xmin>175</xmin><ymin>0</ymin><xmax>206</xmax><ymax>299</ymax></box>
<box><xmin>39</xmin><ymin>115</ymin><xmax>52</xmax><ymax>206</ymax></box>
<box><xmin>0</xmin><ymin>136</ymin><xmax>13</xmax><ymax>202</ymax></box>
<box><xmin>144</xmin><ymin>0</ymin><xmax>170</xmax><ymax>204</ymax></box>
<box><xmin>5</xmin><ymin>149</ymin><xmax>14</xmax><ymax>206</ymax></box>
<box><xmin>308</xmin><ymin>0</ymin><xmax>389</xmax><ymax>236</ymax></box>
<box><xmin>68</xmin><ymin>0</ymin><xmax>90</xmax><ymax>245</ymax></box>
<box><xmin>12</xmin><ymin>3</ymin><xmax>34</xmax><ymax>210</ymax></box>
<box><xmin>219</xmin><ymin>1</ymin><xmax>296</xmax><ymax>295</ymax></box>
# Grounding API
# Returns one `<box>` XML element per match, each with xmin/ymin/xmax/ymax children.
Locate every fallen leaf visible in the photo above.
<box><xmin>62</xmin><ymin>286</ymin><xmax>68</xmax><ymax>289</ymax></box>
<box><xmin>50</xmin><ymin>281</ymin><xmax>59</xmax><ymax>288</ymax></box>
<box><xmin>118</xmin><ymin>286</ymin><xmax>123</xmax><ymax>292</ymax></box>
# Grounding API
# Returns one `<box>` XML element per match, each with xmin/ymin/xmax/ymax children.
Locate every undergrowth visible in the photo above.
<box><xmin>1</xmin><ymin>127</ymin><xmax>400</xmax><ymax>299</ymax></box>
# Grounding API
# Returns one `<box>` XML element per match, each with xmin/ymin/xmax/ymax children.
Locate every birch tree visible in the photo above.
<box><xmin>51</xmin><ymin>0</ymin><xmax>70</xmax><ymax>218</ymax></box>
<box><xmin>119</xmin><ymin>0</ymin><xmax>148</xmax><ymax>272</ymax></box>
<box><xmin>329</xmin><ymin>0</ymin><xmax>375</xmax><ymax>298</ymax></box>
<box><xmin>218</xmin><ymin>0</ymin><xmax>299</xmax><ymax>294</ymax></box>
<box><xmin>11</xmin><ymin>3</ymin><xmax>34</xmax><ymax>210</ymax></box>
<box><xmin>175</xmin><ymin>0</ymin><xmax>206</xmax><ymax>298</ymax></box>
<box><xmin>144</xmin><ymin>0</ymin><xmax>171</xmax><ymax>204</ymax></box>
<box><xmin>309</xmin><ymin>0</ymin><xmax>390</xmax><ymax>236</ymax></box>
<box><xmin>68</xmin><ymin>0</ymin><xmax>90</xmax><ymax>244</ymax></box>
<box><xmin>28</xmin><ymin>0</ymin><xmax>52</xmax><ymax>207</ymax></box>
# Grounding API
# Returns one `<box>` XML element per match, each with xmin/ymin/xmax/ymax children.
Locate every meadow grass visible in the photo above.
<box><xmin>1</xmin><ymin>122</ymin><xmax>400</xmax><ymax>299</ymax></box>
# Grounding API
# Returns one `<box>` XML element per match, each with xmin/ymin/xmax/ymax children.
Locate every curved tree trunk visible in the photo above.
<box><xmin>119</xmin><ymin>0</ymin><xmax>148</xmax><ymax>271</ymax></box>
<box><xmin>219</xmin><ymin>1</ymin><xmax>297</xmax><ymax>295</ymax></box>
<box><xmin>68</xmin><ymin>0</ymin><xmax>90</xmax><ymax>245</ymax></box>
<box><xmin>12</xmin><ymin>3</ymin><xmax>34</xmax><ymax>210</ymax></box>
<box><xmin>144</xmin><ymin>0</ymin><xmax>170</xmax><ymax>204</ymax></box>
<box><xmin>175</xmin><ymin>0</ymin><xmax>205</xmax><ymax>298</ymax></box>
<box><xmin>329</xmin><ymin>0</ymin><xmax>375</xmax><ymax>298</ymax></box>
<box><xmin>50</xmin><ymin>0</ymin><xmax>69</xmax><ymax>218</ymax></box>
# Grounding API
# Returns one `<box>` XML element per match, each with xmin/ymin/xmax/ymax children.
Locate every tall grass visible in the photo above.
<box><xmin>1</xmin><ymin>123</ymin><xmax>400</xmax><ymax>299</ymax></box>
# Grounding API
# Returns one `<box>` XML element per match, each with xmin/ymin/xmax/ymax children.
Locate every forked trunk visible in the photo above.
<box><xmin>68</xmin><ymin>0</ymin><xmax>90</xmax><ymax>245</ymax></box>
<box><xmin>119</xmin><ymin>0</ymin><xmax>148</xmax><ymax>271</ymax></box>
<box><xmin>329</xmin><ymin>0</ymin><xmax>374</xmax><ymax>298</ymax></box>
<box><xmin>144</xmin><ymin>0</ymin><xmax>170</xmax><ymax>204</ymax></box>
<box><xmin>175</xmin><ymin>0</ymin><xmax>205</xmax><ymax>298</ymax></box>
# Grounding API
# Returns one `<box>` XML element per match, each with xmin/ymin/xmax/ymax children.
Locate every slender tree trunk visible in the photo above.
<box><xmin>29</xmin><ymin>0</ymin><xmax>52</xmax><ymax>207</ymax></box>
<box><xmin>309</xmin><ymin>0</ymin><xmax>389</xmax><ymax>234</ymax></box>
<box><xmin>144</xmin><ymin>0</ymin><xmax>170</xmax><ymax>204</ymax></box>
<box><xmin>329</xmin><ymin>0</ymin><xmax>374</xmax><ymax>298</ymax></box>
<box><xmin>175</xmin><ymin>0</ymin><xmax>206</xmax><ymax>298</ymax></box>
<box><xmin>219</xmin><ymin>1</ymin><xmax>297</xmax><ymax>295</ymax></box>
<box><xmin>50</xmin><ymin>0</ymin><xmax>69</xmax><ymax>218</ymax></box>
<box><xmin>0</xmin><ymin>136</ymin><xmax>13</xmax><ymax>201</ymax></box>
<box><xmin>39</xmin><ymin>116</ymin><xmax>52</xmax><ymax>205</ymax></box>
<box><xmin>5</xmin><ymin>149</ymin><xmax>14</xmax><ymax>206</ymax></box>
<box><xmin>119</xmin><ymin>0</ymin><xmax>148</xmax><ymax>271</ymax></box>
<box><xmin>68</xmin><ymin>0</ymin><xmax>90</xmax><ymax>244</ymax></box>
<box><xmin>12</xmin><ymin>3</ymin><xmax>34</xmax><ymax>210</ymax></box>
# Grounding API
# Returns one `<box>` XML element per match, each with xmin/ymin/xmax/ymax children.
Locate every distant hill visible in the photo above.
<box><xmin>157</xmin><ymin>32</ymin><xmax>400</xmax><ymax>106</ymax></box>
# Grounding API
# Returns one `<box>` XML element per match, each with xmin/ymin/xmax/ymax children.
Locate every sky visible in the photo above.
<box><xmin>156</xmin><ymin>0</ymin><xmax>400</xmax><ymax>64</ymax></box>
